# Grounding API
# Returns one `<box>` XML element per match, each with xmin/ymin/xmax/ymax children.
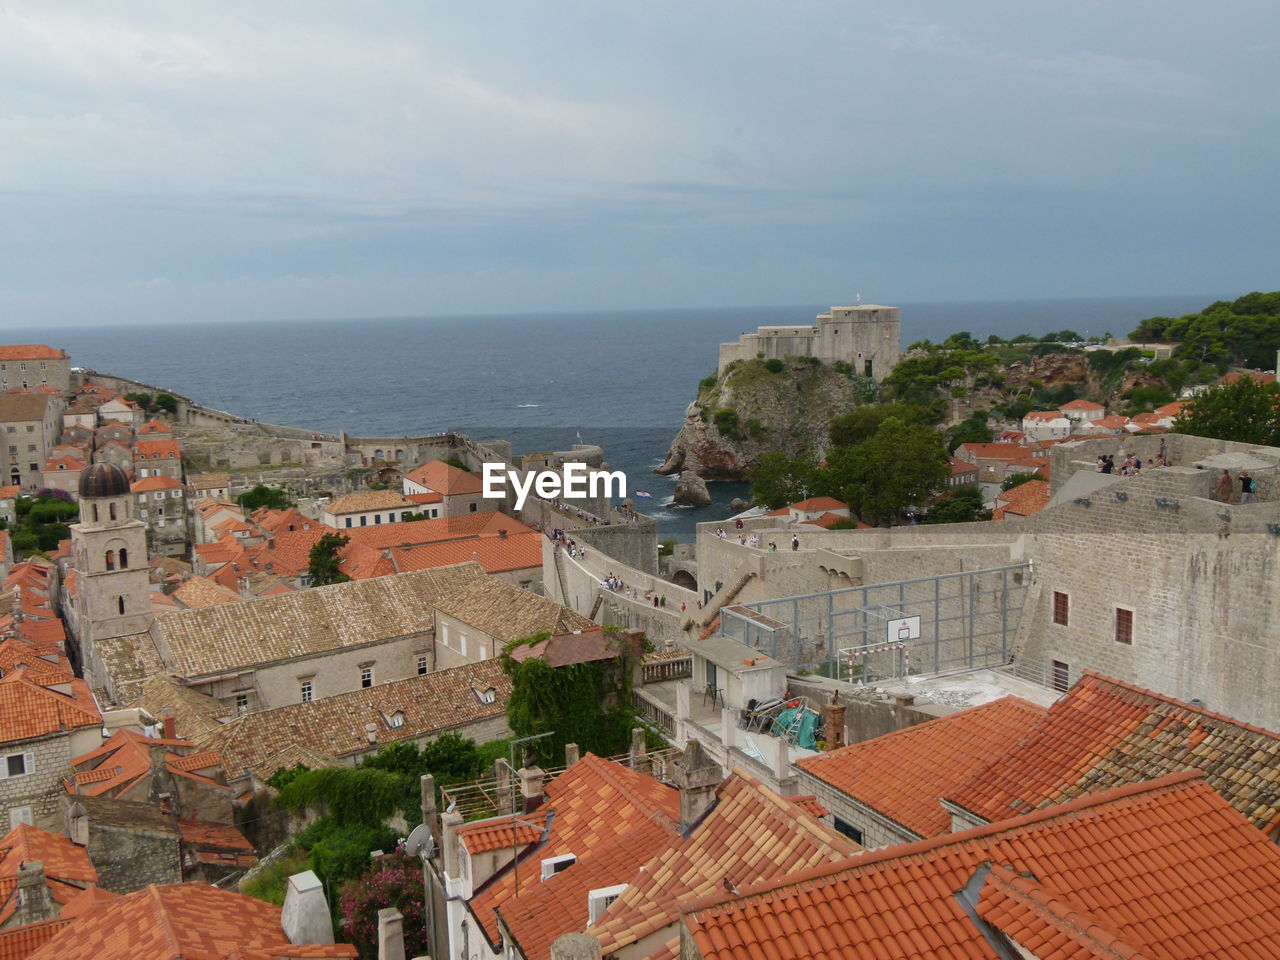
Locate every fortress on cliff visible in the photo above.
<box><xmin>717</xmin><ymin>303</ymin><xmax>901</xmax><ymax>380</ymax></box>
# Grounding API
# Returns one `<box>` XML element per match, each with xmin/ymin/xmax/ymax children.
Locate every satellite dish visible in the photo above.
<box><xmin>405</xmin><ymin>823</ymin><xmax>435</xmax><ymax>859</ymax></box>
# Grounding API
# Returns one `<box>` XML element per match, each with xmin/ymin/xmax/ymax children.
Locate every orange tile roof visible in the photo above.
<box><xmin>469</xmin><ymin>755</ymin><xmax>680</xmax><ymax>958</ymax></box>
<box><xmin>946</xmin><ymin>671</ymin><xmax>1280</xmax><ymax>835</ymax></box>
<box><xmin>1092</xmin><ymin>414</ymin><xmax>1132</xmax><ymax>428</ymax></box>
<box><xmin>42</xmin><ymin>456</ymin><xmax>86</xmax><ymax>472</ymax></box>
<box><xmin>323</xmin><ymin>490</ymin><xmax>416</xmax><ymax>515</ymax></box>
<box><xmin>133</xmin><ymin>440</ymin><xmax>180</xmax><ymax>460</ymax></box>
<box><xmin>800</xmin><ymin>511</ymin><xmax>852</xmax><ymax>529</ymax></box>
<box><xmin>137</xmin><ymin>419</ymin><xmax>173</xmax><ymax>434</ymax></box>
<box><xmin>0</xmin><ymin>919</ymin><xmax>70</xmax><ymax>960</ymax></box>
<box><xmin>58</xmin><ymin>884</ymin><xmax>120</xmax><ymax>919</ymax></box>
<box><xmin>0</xmin><ymin>346</ymin><xmax>67</xmax><ymax>360</ymax></box>
<box><xmin>786</xmin><ymin>496</ymin><xmax>847</xmax><ymax>512</ymax></box>
<box><xmin>68</xmin><ymin>730</ymin><xmax>228</xmax><ymax>799</ymax></box>
<box><xmin>406</xmin><ymin>491</ymin><xmax>443</xmax><ymax>505</ymax></box>
<box><xmin>130</xmin><ymin>475</ymin><xmax>183</xmax><ymax>493</ymax></box>
<box><xmin>0</xmin><ymin>825</ymin><xmax>98</xmax><ymax>923</ymax></box>
<box><xmin>993</xmin><ymin>478</ymin><xmax>1051</xmax><ymax>519</ymax></box>
<box><xmin>1023</xmin><ymin>410</ymin><xmax>1067</xmax><ymax>421</ymax></box>
<box><xmin>176</xmin><ymin>819</ymin><xmax>253</xmax><ymax>852</ymax></box>
<box><xmin>402</xmin><ymin>460</ymin><xmax>484</xmax><ymax>495</ymax></box>
<box><xmin>961</xmin><ymin>442</ymin><xmax>1027</xmax><ymax>461</ymax></box>
<box><xmin>0</xmin><ymin>486</ymin><xmax>18</xmax><ymax>500</ymax></box>
<box><xmin>589</xmin><ymin>772</ymin><xmax>859</xmax><ymax>955</ymax></box>
<box><xmin>1220</xmin><ymin>371</ymin><xmax>1277</xmax><ymax>385</ymax></box>
<box><xmin>0</xmin><ymin>670</ymin><xmax>101</xmax><ymax>745</ymax></box>
<box><xmin>172</xmin><ymin>576</ymin><xmax>242</xmax><ymax>609</ymax></box>
<box><xmin>25</xmin><ymin>882</ymin><xmax>356</xmax><ymax>960</ymax></box>
<box><xmin>682</xmin><ymin>772</ymin><xmax>1280</xmax><ymax>960</ymax></box>
<box><xmin>0</xmin><ymin>639</ymin><xmax>68</xmax><ymax>678</ymax></box>
<box><xmin>344</xmin><ymin>510</ymin><xmax>527</xmax><ymax>549</ymax></box>
<box><xmin>1154</xmin><ymin>401</ymin><xmax>1186</xmax><ymax>417</ymax></box>
<box><xmin>390</xmin><ymin>530</ymin><xmax>542</xmax><ymax>576</ymax></box>
<box><xmin>1060</xmin><ymin>399</ymin><xmax>1105</xmax><ymax>411</ymax></box>
<box><xmin>460</xmin><ymin>810</ymin><xmax>550</xmax><ymax>854</ymax></box>
<box><xmin>797</xmin><ymin>696</ymin><xmax>1047</xmax><ymax>838</ymax></box>
<box><xmin>949</xmin><ymin>457</ymin><xmax>978</xmax><ymax>476</ymax></box>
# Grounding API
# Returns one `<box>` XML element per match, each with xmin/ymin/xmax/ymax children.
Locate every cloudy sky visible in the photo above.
<box><xmin>1</xmin><ymin>2</ymin><xmax>1275</xmax><ymax>324</ymax></box>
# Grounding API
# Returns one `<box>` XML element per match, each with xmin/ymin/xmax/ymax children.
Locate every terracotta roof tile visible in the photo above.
<box><xmin>588</xmin><ymin>772</ymin><xmax>859</xmax><ymax>955</ymax></box>
<box><xmin>390</xmin><ymin>531</ymin><xmax>542</xmax><ymax>576</ymax></box>
<box><xmin>507</xmin><ymin>629</ymin><xmax>624</xmax><ymax>668</ymax></box>
<box><xmin>177</xmin><ymin>819</ymin><xmax>253</xmax><ymax>852</ymax></box>
<box><xmin>344</xmin><ymin>511</ymin><xmax>529</xmax><ymax>550</ymax></box>
<box><xmin>403</xmin><ymin>460</ymin><xmax>484</xmax><ymax>495</ymax></box>
<box><xmin>133</xmin><ymin>440</ymin><xmax>181</xmax><ymax>460</ymax></box>
<box><xmin>0</xmin><ymin>919</ymin><xmax>70</xmax><ymax>960</ymax></box>
<box><xmin>430</xmin><ymin>575</ymin><xmax>592</xmax><ymax>644</ymax></box>
<box><xmin>469</xmin><ymin>755</ymin><xmax>681</xmax><ymax>960</ymax></box>
<box><xmin>786</xmin><ymin>496</ymin><xmax>847</xmax><ymax>512</ymax></box>
<box><xmin>945</xmin><ymin>672</ymin><xmax>1280</xmax><ymax>835</ymax></box>
<box><xmin>683</xmin><ymin>773</ymin><xmax>1280</xmax><ymax>960</ymax></box>
<box><xmin>0</xmin><ymin>670</ymin><xmax>102</xmax><ymax>745</ymax></box>
<box><xmin>0</xmin><ymin>346</ymin><xmax>67</xmax><ymax>360</ymax></box>
<box><xmin>200</xmin><ymin>659</ymin><xmax>510</xmax><ymax>775</ymax></box>
<box><xmin>324</xmin><ymin>490</ymin><xmax>416</xmax><ymax>515</ymax></box>
<box><xmin>797</xmin><ymin>696</ymin><xmax>1047</xmax><ymax>838</ymax></box>
<box><xmin>0</xmin><ymin>825</ymin><xmax>98</xmax><ymax>923</ymax></box>
<box><xmin>137</xmin><ymin>420</ymin><xmax>173</xmax><ymax>435</ymax></box>
<box><xmin>1061</xmin><ymin>399</ymin><xmax>1105</xmax><ymax>411</ymax></box>
<box><xmin>993</xmin><ymin>479</ymin><xmax>1051</xmax><ymax>519</ymax></box>
<box><xmin>130</xmin><ymin>476</ymin><xmax>183</xmax><ymax>493</ymax></box>
<box><xmin>172</xmin><ymin>577</ymin><xmax>243</xmax><ymax>609</ymax></box>
<box><xmin>25</xmin><ymin>882</ymin><xmax>351</xmax><ymax>960</ymax></box>
<box><xmin>460</xmin><ymin>810</ymin><xmax>550</xmax><ymax>854</ymax></box>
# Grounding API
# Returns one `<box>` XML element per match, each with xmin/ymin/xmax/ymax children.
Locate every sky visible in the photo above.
<box><xmin>1</xmin><ymin>2</ymin><xmax>1277</xmax><ymax>325</ymax></box>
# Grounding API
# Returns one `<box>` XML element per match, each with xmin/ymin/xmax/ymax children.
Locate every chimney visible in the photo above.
<box><xmin>823</xmin><ymin>693</ymin><xmax>847</xmax><ymax>751</ymax></box>
<box><xmin>162</xmin><ymin>715</ymin><xmax>176</xmax><ymax>739</ymax></box>
<box><xmin>564</xmin><ymin>743</ymin><xmax>580</xmax><ymax>767</ymax></box>
<box><xmin>518</xmin><ymin>762</ymin><xmax>546</xmax><ymax>813</ymax></box>
<box><xmin>281</xmin><ymin>870</ymin><xmax>335</xmax><ymax>944</ymax></box>
<box><xmin>499</xmin><ymin>528</ymin><xmax>507</xmax><ymax>539</ymax></box>
<box><xmin>376</xmin><ymin>908</ymin><xmax>406</xmax><ymax>960</ymax></box>
<box><xmin>629</xmin><ymin>727</ymin><xmax>650</xmax><ymax>775</ymax></box>
<box><xmin>441</xmin><ymin>810</ymin><xmax>464</xmax><ymax>881</ymax></box>
<box><xmin>68</xmin><ymin>802</ymin><xmax>89</xmax><ymax>847</ymax></box>
<box><xmin>550</xmin><ymin>933</ymin><xmax>602</xmax><ymax>960</ymax></box>
<box><xmin>671</xmin><ymin>739</ymin><xmax>721</xmax><ymax>831</ymax></box>
<box><xmin>15</xmin><ymin>861</ymin><xmax>52</xmax><ymax>925</ymax></box>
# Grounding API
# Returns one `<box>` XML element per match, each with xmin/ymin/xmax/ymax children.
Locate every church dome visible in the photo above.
<box><xmin>78</xmin><ymin>462</ymin><xmax>131</xmax><ymax>499</ymax></box>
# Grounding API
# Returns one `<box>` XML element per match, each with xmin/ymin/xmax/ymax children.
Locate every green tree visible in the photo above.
<box><xmin>748</xmin><ymin>452</ymin><xmax>817</xmax><ymax>509</ymax></box>
<box><xmin>828</xmin><ymin>403</ymin><xmax>929</xmax><ymax>449</ymax></box>
<box><xmin>944</xmin><ymin>414</ymin><xmax>994</xmax><ymax>453</ymax></box>
<box><xmin>307</xmin><ymin>533</ymin><xmax>351</xmax><ymax>587</ymax></box>
<box><xmin>340</xmin><ymin>851</ymin><xmax>429</xmax><ymax>960</ymax></box>
<box><xmin>825</xmin><ymin>418</ymin><xmax>950</xmax><ymax>525</ymax></box>
<box><xmin>1174</xmin><ymin>378</ymin><xmax>1280</xmax><ymax>446</ymax></box>
<box><xmin>154</xmin><ymin>393</ymin><xmax>178</xmax><ymax>414</ymax></box>
<box><xmin>236</xmin><ymin>483</ymin><xmax>292</xmax><ymax>511</ymax></box>
<box><xmin>124</xmin><ymin>391</ymin><xmax>154</xmax><ymax>411</ymax></box>
<box><xmin>501</xmin><ymin>630</ymin><xmax>640</xmax><ymax>763</ymax></box>
<box><xmin>923</xmin><ymin>486</ymin><xmax>987</xmax><ymax>524</ymax></box>
<box><xmin>1001</xmin><ymin>472</ymin><xmax>1041</xmax><ymax>492</ymax></box>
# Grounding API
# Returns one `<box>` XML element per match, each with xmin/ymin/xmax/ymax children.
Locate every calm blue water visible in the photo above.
<box><xmin>4</xmin><ymin>295</ymin><xmax>1219</xmax><ymax>539</ymax></box>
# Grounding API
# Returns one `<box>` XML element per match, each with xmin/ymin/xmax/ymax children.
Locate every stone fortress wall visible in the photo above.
<box><xmin>717</xmin><ymin>304</ymin><xmax>901</xmax><ymax>380</ymax></box>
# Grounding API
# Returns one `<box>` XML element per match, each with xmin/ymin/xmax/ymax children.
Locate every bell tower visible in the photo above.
<box><xmin>69</xmin><ymin>464</ymin><xmax>152</xmax><ymax>678</ymax></box>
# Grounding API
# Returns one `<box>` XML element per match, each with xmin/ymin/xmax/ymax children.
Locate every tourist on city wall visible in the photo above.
<box><xmin>1240</xmin><ymin>471</ymin><xmax>1255</xmax><ymax>504</ymax></box>
<box><xmin>1217</xmin><ymin>469</ymin><xmax>1234</xmax><ymax>503</ymax></box>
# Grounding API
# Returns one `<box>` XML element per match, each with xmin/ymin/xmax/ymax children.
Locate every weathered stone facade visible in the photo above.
<box><xmin>717</xmin><ymin>304</ymin><xmax>901</xmax><ymax>379</ymax></box>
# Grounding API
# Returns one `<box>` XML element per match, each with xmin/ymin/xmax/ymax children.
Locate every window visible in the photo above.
<box><xmin>385</xmin><ymin>711</ymin><xmax>404</xmax><ymax>729</ymax></box>
<box><xmin>140</xmin><ymin>509</ymin><xmax>147</xmax><ymax>519</ymax></box>
<box><xmin>8</xmin><ymin>807</ymin><xmax>32</xmax><ymax>828</ymax></box>
<box><xmin>374</xmin><ymin>514</ymin><xmax>382</xmax><ymax>525</ymax></box>
<box><xmin>108</xmin><ymin>502</ymin><xmax>117</xmax><ymax>521</ymax></box>
<box><xmin>117</xmin><ymin>596</ymin><xmax>125</xmax><ymax>615</ymax></box>
<box><xmin>345</xmin><ymin>517</ymin><xmax>352</xmax><ymax>528</ymax></box>
<box><xmin>25</xmin><ymin>444</ymin><xmax>34</xmax><ymax>452</ymax></box>
<box><xmin>24</xmin><ymin>424</ymin><xmax>32</xmax><ymax>432</ymax></box>
<box><xmin>469</xmin><ymin>502</ymin><xmax>478</xmax><ymax>512</ymax></box>
<box><xmin>1</xmin><ymin>752</ymin><xmax>33</xmax><ymax>779</ymax></box>
<box><xmin>119</xmin><ymin>548</ymin><xmax>128</xmax><ymax>569</ymax></box>
<box><xmin>154</xmin><ymin>491</ymin><xmax>165</xmax><ymax>501</ymax></box>
<box><xmin>300</xmin><ymin>680</ymin><xmax>313</xmax><ymax>702</ymax></box>
<box><xmin>360</xmin><ymin>666</ymin><xmax>373</xmax><ymax>688</ymax></box>
<box><xmin>360</xmin><ymin>515</ymin><xmax>367</xmax><ymax>526</ymax></box>
<box><xmin>234</xmin><ymin>693</ymin><xmax>249</xmax><ymax>713</ymax></box>
<box><xmin>833</xmin><ymin>817</ymin><xmax>864</xmax><ymax>844</ymax></box>
<box><xmin>416</xmin><ymin>655</ymin><xmax>429</xmax><ymax>675</ymax></box>
<box><xmin>1052</xmin><ymin>591</ymin><xmax>1069</xmax><ymax>626</ymax></box>
<box><xmin>138</xmin><ymin>494</ymin><xmax>146</xmax><ymax>503</ymax></box>
<box><xmin>105</xmin><ymin>549</ymin><xmax>115</xmax><ymax>570</ymax></box>
<box><xmin>1115</xmin><ymin>607</ymin><xmax>1133</xmax><ymax>645</ymax></box>
<box><xmin>27</xmin><ymin>463</ymin><xmax>36</xmax><ymax>473</ymax></box>
<box><xmin>170</xmin><ymin>490</ymin><xmax>181</xmax><ymax>499</ymax></box>
<box><xmin>1052</xmin><ymin>660</ymin><xmax>1070</xmax><ymax>693</ymax></box>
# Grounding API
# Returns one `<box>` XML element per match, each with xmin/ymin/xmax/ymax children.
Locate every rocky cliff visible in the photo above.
<box><xmin>656</xmin><ymin>358</ymin><xmax>861</xmax><ymax>481</ymax></box>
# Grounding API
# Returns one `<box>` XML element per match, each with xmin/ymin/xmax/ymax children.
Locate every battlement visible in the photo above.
<box><xmin>717</xmin><ymin>304</ymin><xmax>901</xmax><ymax>379</ymax></box>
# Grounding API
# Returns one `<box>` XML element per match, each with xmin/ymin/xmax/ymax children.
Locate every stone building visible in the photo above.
<box><xmin>717</xmin><ymin>304</ymin><xmax>901</xmax><ymax>379</ymax></box>
<box><xmin>0</xmin><ymin>670</ymin><xmax>103</xmax><ymax>831</ymax></box>
<box><xmin>133</xmin><ymin>438</ymin><xmax>182</xmax><ymax>480</ymax></box>
<box><xmin>321</xmin><ymin>489</ymin><xmax>418</xmax><ymax>529</ymax></box>
<box><xmin>130</xmin><ymin>475</ymin><xmax>188</xmax><ymax>556</ymax></box>
<box><xmin>0</xmin><ymin>393</ymin><xmax>62</xmax><ymax>492</ymax></box>
<box><xmin>63</xmin><ymin>465</ymin><xmax>152</xmax><ymax>694</ymax></box>
<box><xmin>0</xmin><ymin>346</ymin><xmax>71</xmax><ymax>395</ymax></box>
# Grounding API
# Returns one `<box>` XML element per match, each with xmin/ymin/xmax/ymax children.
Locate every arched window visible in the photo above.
<box><xmin>119</xmin><ymin>548</ymin><xmax>128</xmax><ymax>569</ymax></box>
<box><xmin>108</xmin><ymin>502</ymin><xmax>117</xmax><ymax>521</ymax></box>
<box><xmin>117</xmin><ymin>596</ymin><xmax>125</xmax><ymax>615</ymax></box>
<box><xmin>374</xmin><ymin>449</ymin><xmax>384</xmax><ymax>460</ymax></box>
<box><xmin>105</xmin><ymin>550</ymin><xmax>115</xmax><ymax>571</ymax></box>
<box><xmin>92</xmin><ymin>504</ymin><xmax>100</xmax><ymax>522</ymax></box>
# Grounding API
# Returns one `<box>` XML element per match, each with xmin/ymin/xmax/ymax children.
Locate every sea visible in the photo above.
<box><xmin>2</xmin><ymin>294</ymin><xmax>1219</xmax><ymax>541</ymax></box>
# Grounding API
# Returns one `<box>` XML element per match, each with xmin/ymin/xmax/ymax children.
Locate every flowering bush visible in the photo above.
<box><xmin>339</xmin><ymin>847</ymin><xmax>428</xmax><ymax>960</ymax></box>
